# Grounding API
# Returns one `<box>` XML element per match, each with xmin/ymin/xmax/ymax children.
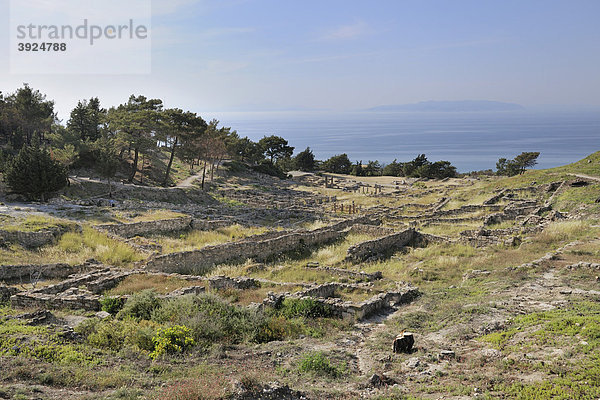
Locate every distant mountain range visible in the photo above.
<box><xmin>367</xmin><ymin>100</ymin><xmax>525</xmax><ymax>112</ymax></box>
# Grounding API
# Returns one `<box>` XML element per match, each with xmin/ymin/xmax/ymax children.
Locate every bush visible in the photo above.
<box><xmin>4</xmin><ymin>143</ymin><xmax>68</xmax><ymax>201</ymax></box>
<box><xmin>76</xmin><ymin>318</ymin><xmax>157</xmax><ymax>353</ymax></box>
<box><xmin>85</xmin><ymin>320</ymin><xmax>131</xmax><ymax>351</ymax></box>
<box><xmin>251</xmin><ymin>160</ymin><xmax>288</xmax><ymax>179</ymax></box>
<box><xmin>152</xmin><ymin>294</ymin><xmax>263</xmax><ymax>345</ymax></box>
<box><xmin>298</xmin><ymin>351</ymin><xmax>344</xmax><ymax>377</ymax></box>
<box><xmin>150</xmin><ymin>325</ymin><xmax>195</xmax><ymax>359</ymax></box>
<box><xmin>101</xmin><ymin>296</ymin><xmax>125</xmax><ymax>315</ymax></box>
<box><xmin>275</xmin><ymin>298</ymin><xmax>333</xmax><ymax>319</ymax></box>
<box><xmin>253</xmin><ymin>316</ymin><xmax>298</xmax><ymax>343</ymax></box>
<box><xmin>117</xmin><ymin>290</ymin><xmax>161</xmax><ymax>321</ymax></box>
<box><xmin>222</xmin><ymin>160</ymin><xmax>248</xmax><ymax>173</ymax></box>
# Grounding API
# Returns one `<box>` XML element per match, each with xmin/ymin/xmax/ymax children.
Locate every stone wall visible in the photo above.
<box><xmin>346</xmin><ymin>228</ymin><xmax>417</xmax><ymax>262</ymax></box>
<box><xmin>349</xmin><ymin>223</ymin><xmax>393</xmax><ymax>237</ymax></box>
<box><xmin>94</xmin><ymin>217</ymin><xmax>193</xmax><ymax>238</ymax></box>
<box><xmin>191</xmin><ymin>219</ymin><xmax>232</xmax><ymax>231</ymax></box>
<box><xmin>0</xmin><ymin>224</ymin><xmax>80</xmax><ymax>249</ymax></box>
<box><xmin>262</xmin><ymin>283</ymin><xmax>419</xmax><ymax>320</ymax></box>
<box><xmin>209</xmin><ymin>276</ymin><xmax>259</xmax><ymax>290</ymax></box>
<box><xmin>10</xmin><ymin>268</ymin><xmax>131</xmax><ymax>310</ymax></box>
<box><xmin>145</xmin><ymin>216</ymin><xmax>372</xmax><ymax>275</ymax></box>
<box><xmin>0</xmin><ymin>261</ymin><xmax>100</xmax><ymax>283</ymax></box>
<box><xmin>305</xmin><ymin>263</ymin><xmax>382</xmax><ymax>281</ymax></box>
<box><xmin>483</xmin><ymin>201</ymin><xmax>540</xmax><ymax>226</ymax></box>
<box><xmin>0</xmin><ymin>285</ymin><xmax>18</xmax><ymax>302</ymax></box>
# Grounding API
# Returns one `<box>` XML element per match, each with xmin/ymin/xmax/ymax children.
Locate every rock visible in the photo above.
<box><xmin>393</xmin><ymin>332</ymin><xmax>414</xmax><ymax>353</ymax></box>
<box><xmin>95</xmin><ymin>311</ymin><xmax>111</xmax><ymax>319</ymax></box>
<box><xmin>58</xmin><ymin>325</ymin><xmax>82</xmax><ymax>342</ymax></box>
<box><xmin>463</xmin><ymin>270</ymin><xmax>490</xmax><ymax>280</ymax></box>
<box><xmin>231</xmin><ymin>381</ymin><xmax>308</xmax><ymax>400</ymax></box>
<box><xmin>481</xmin><ymin>348</ymin><xmax>501</xmax><ymax>358</ymax></box>
<box><xmin>0</xmin><ymin>285</ymin><xmax>18</xmax><ymax>302</ymax></box>
<box><xmin>405</xmin><ymin>357</ymin><xmax>421</xmax><ymax>368</ymax></box>
<box><xmin>16</xmin><ymin>310</ymin><xmax>59</xmax><ymax>325</ymax></box>
<box><xmin>439</xmin><ymin>350</ymin><xmax>455</xmax><ymax>360</ymax></box>
<box><xmin>366</xmin><ymin>373</ymin><xmax>396</xmax><ymax>388</ymax></box>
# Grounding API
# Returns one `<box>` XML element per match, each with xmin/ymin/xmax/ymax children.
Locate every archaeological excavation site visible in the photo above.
<box><xmin>1</xmin><ymin>153</ymin><xmax>600</xmax><ymax>400</ymax></box>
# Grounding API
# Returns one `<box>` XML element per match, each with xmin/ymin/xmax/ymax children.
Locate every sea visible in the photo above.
<box><xmin>208</xmin><ymin>110</ymin><xmax>600</xmax><ymax>173</ymax></box>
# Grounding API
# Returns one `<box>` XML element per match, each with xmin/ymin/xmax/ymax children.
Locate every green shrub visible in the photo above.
<box><xmin>118</xmin><ymin>290</ymin><xmax>161</xmax><ymax>321</ymax></box>
<box><xmin>150</xmin><ymin>325</ymin><xmax>195</xmax><ymax>360</ymax></box>
<box><xmin>78</xmin><ymin>318</ymin><xmax>157</xmax><ymax>353</ymax></box>
<box><xmin>251</xmin><ymin>160</ymin><xmax>288</xmax><ymax>179</ymax></box>
<box><xmin>222</xmin><ymin>160</ymin><xmax>248</xmax><ymax>173</ymax></box>
<box><xmin>86</xmin><ymin>320</ymin><xmax>131</xmax><ymax>351</ymax></box>
<box><xmin>152</xmin><ymin>294</ymin><xmax>262</xmax><ymax>345</ymax></box>
<box><xmin>276</xmin><ymin>298</ymin><xmax>333</xmax><ymax>319</ymax></box>
<box><xmin>5</xmin><ymin>143</ymin><xmax>68</xmax><ymax>201</ymax></box>
<box><xmin>101</xmin><ymin>296</ymin><xmax>125</xmax><ymax>315</ymax></box>
<box><xmin>253</xmin><ymin>316</ymin><xmax>297</xmax><ymax>343</ymax></box>
<box><xmin>298</xmin><ymin>351</ymin><xmax>344</xmax><ymax>378</ymax></box>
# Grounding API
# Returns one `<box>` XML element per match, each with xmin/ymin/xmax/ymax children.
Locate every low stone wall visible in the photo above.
<box><xmin>145</xmin><ymin>216</ymin><xmax>372</xmax><ymax>275</ymax></box>
<box><xmin>0</xmin><ymin>261</ymin><xmax>100</xmax><ymax>283</ymax></box>
<box><xmin>305</xmin><ymin>263</ymin><xmax>382</xmax><ymax>281</ymax></box>
<box><xmin>483</xmin><ymin>189</ymin><xmax>509</xmax><ymax>205</ymax></box>
<box><xmin>346</xmin><ymin>228</ymin><xmax>417</xmax><ymax>262</ymax></box>
<box><xmin>94</xmin><ymin>217</ymin><xmax>193</xmax><ymax>238</ymax></box>
<box><xmin>0</xmin><ymin>223</ymin><xmax>80</xmax><ymax>248</ymax></box>
<box><xmin>10</xmin><ymin>268</ymin><xmax>132</xmax><ymax>310</ymax></box>
<box><xmin>262</xmin><ymin>284</ymin><xmax>420</xmax><ymax>320</ymax></box>
<box><xmin>0</xmin><ymin>285</ymin><xmax>18</xmax><ymax>302</ymax></box>
<box><xmin>483</xmin><ymin>201</ymin><xmax>541</xmax><ymax>226</ymax></box>
<box><xmin>191</xmin><ymin>219</ymin><xmax>232</xmax><ymax>231</ymax></box>
<box><xmin>349</xmin><ymin>223</ymin><xmax>393</xmax><ymax>237</ymax></box>
<box><xmin>209</xmin><ymin>276</ymin><xmax>259</xmax><ymax>290</ymax></box>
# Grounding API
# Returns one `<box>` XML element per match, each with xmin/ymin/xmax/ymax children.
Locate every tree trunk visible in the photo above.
<box><xmin>163</xmin><ymin>136</ymin><xmax>178</xmax><ymax>186</ymax></box>
<box><xmin>210</xmin><ymin>159</ymin><xmax>216</xmax><ymax>181</ymax></box>
<box><xmin>140</xmin><ymin>154</ymin><xmax>146</xmax><ymax>184</ymax></box>
<box><xmin>201</xmin><ymin>160</ymin><xmax>207</xmax><ymax>190</ymax></box>
<box><xmin>128</xmin><ymin>148</ymin><xmax>139</xmax><ymax>182</ymax></box>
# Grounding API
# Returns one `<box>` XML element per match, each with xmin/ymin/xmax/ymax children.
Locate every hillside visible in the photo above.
<box><xmin>0</xmin><ymin>154</ymin><xmax>599</xmax><ymax>399</ymax></box>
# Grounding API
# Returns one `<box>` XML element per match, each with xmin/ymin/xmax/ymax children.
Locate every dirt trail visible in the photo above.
<box><xmin>177</xmin><ymin>172</ymin><xmax>204</xmax><ymax>188</ymax></box>
<box><xmin>568</xmin><ymin>173</ymin><xmax>600</xmax><ymax>182</ymax></box>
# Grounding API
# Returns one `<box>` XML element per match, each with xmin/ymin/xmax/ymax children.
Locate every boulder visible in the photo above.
<box><xmin>393</xmin><ymin>332</ymin><xmax>414</xmax><ymax>353</ymax></box>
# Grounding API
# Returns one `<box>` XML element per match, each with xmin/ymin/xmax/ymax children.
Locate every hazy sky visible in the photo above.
<box><xmin>1</xmin><ymin>0</ymin><xmax>599</xmax><ymax>121</ymax></box>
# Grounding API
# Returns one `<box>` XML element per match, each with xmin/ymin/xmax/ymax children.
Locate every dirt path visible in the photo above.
<box><xmin>568</xmin><ymin>173</ymin><xmax>600</xmax><ymax>182</ymax></box>
<box><xmin>177</xmin><ymin>172</ymin><xmax>204</xmax><ymax>188</ymax></box>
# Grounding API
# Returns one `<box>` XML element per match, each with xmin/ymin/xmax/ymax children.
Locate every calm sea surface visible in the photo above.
<box><xmin>208</xmin><ymin>111</ymin><xmax>600</xmax><ymax>172</ymax></box>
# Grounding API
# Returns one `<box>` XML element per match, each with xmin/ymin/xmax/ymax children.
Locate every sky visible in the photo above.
<box><xmin>0</xmin><ymin>0</ymin><xmax>600</xmax><ymax>121</ymax></box>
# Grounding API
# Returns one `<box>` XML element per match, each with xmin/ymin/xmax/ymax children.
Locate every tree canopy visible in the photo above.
<box><xmin>496</xmin><ymin>152</ymin><xmax>540</xmax><ymax>176</ymax></box>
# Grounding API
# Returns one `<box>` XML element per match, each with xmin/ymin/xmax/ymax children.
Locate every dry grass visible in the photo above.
<box><xmin>0</xmin><ymin>227</ymin><xmax>143</xmax><ymax>267</ymax></box>
<box><xmin>111</xmin><ymin>209</ymin><xmax>188</xmax><ymax>224</ymax></box>
<box><xmin>106</xmin><ymin>274</ymin><xmax>201</xmax><ymax>295</ymax></box>
<box><xmin>157</xmin><ymin>224</ymin><xmax>269</xmax><ymax>253</ymax></box>
<box><xmin>0</xmin><ymin>214</ymin><xmax>78</xmax><ymax>232</ymax></box>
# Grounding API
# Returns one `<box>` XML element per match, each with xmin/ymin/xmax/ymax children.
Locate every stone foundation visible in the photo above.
<box><xmin>346</xmin><ymin>228</ymin><xmax>417</xmax><ymax>262</ymax></box>
<box><xmin>209</xmin><ymin>276</ymin><xmax>259</xmax><ymax>290</ymax></box>
<box><xmin>145</xmin><ymin>216</ymin><xmax>372</xmax><ymax>275</ymax></box>
<box><xmin>262</xmin><ymin>283</ymin><xmax>419</xmax><ymax>320</ymax></box>
<box><xmin>94</xmin><ymin>217</ymin><xmax>193</xmax><ymax>238</ymax></box>
<box><xmin>0</xmin><ymin>261</ymin><xmax>101</xmax><ymax>283</ymax></box>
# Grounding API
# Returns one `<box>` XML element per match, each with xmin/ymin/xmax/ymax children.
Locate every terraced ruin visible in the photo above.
<box><xmin>1</xmin><ymin>153</ymin><xmax>600</xmax><ymax>399</ymax></box>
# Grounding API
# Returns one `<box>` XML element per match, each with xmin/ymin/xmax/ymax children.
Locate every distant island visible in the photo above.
<box><xmin>367</xmin><ymin>100</ymin><xmax>525</xmax><ymax>112</ymax></box>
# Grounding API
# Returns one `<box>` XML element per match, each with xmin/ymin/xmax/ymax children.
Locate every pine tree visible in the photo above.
<box><xmin>5</xmin><ymin>143</ymin><xmax>68</xmax><ymax>201</ymax></box>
